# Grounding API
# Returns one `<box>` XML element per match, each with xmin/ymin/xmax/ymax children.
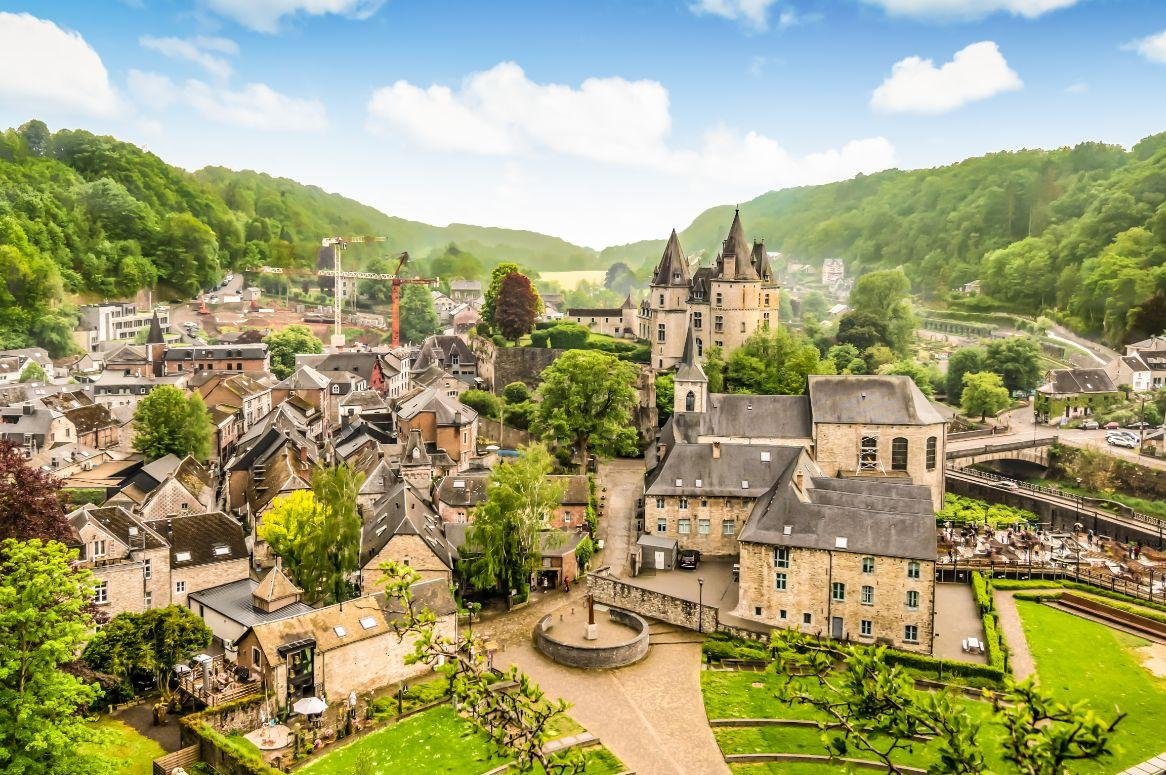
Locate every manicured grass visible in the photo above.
<box><xmin>81</xmin><ymin>717</ymin><xmax>165</xmax><ymax>775</ymax></box>
<box><xmin>1017</xmin><ymin>600</ymin><xmax>1166</xmax><ymax>771</ymax></box>
<box><xmin>297</xmin><ymin>705</ymin><xmax>509</xmax><ymax>775</ymax></box>
<box><xmin>701</xmin><ymin>671</ymin><xmax>823</xmax><ymax>721</ymax></box>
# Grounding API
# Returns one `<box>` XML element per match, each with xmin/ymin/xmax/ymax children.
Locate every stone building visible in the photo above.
<box><xmin>566</xmin><ymin>296</ymin><xmax>638</xmax><ymax>339</ymax></box>
<box><xmin>152</xmin><ymin>511</ymin><xmax>250</xmax><ymax>607</ymax></box>
<box><xmin>393</xmin><ymin>386</ymin><xmax>478</xmax><ymax>471</ymax></box>
<box><xmin>638</xmin><ymin>211</ymin><xmax>780</xmax><ymax>370</ymax></box>
<box><xmin>67</xmin><ymin>505</ymin><xmax>171</xmax><ymax>617</ymax></box>
<box><xmin>359</xmin><ymin>479</ymin><xmax>456</xmax><ymax>591</ymax></box>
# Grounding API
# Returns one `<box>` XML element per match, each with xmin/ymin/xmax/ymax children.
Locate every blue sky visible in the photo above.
<box><xmin>1</xmin><ymin>1</ymin><xmax>1165</xmax><ymax>248</ymax></box>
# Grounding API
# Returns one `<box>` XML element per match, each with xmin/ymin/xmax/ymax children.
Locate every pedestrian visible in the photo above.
<box><xmin>564</xmin><ymin>576</ymin><xmax>571</xmax><ymax>593</ymax></box>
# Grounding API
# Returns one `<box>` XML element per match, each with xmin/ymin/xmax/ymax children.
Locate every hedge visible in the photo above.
<box><xmin>972</xmin><ymin>573</ymin><xmax>1009</xmax><ymax>675</ymax></box>
<box><xmin>971</xmin><ymin>572</ymin><xmax>992</xmax><ymax>615</ymax></box>
<box><xmin>882</xmin><ymin>650</ymin><xmax>1005</xmax><ymax>686</ymax></box>
<box><xmin>181</xmin><ymin>695</ymin><xmax>281</xmax><ymax>775</ymax></box>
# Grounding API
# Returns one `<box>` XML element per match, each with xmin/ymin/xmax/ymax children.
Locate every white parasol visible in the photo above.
<box><xmin>292</xmin><ymin>696</ymin><xmax>328</xmax><ymax>716</ymax></box>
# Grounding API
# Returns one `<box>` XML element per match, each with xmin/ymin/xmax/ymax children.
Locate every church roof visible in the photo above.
<box><xmin>651</xmin><ymin>230</ymin><xmax>691</xmax><ymax>287</ymax></box>
<box><xmin>146</xmin><ymin>312</ymin><xmax>165</xmax><ymax>345</ymax></box>
<box><xmin>674</xmin><ymin>328</ymin><xmax>707</xmax><ymax>384</ymax></box>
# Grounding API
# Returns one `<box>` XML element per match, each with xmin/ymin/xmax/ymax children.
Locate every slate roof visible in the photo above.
<box><xmin>675</xmin><ymin>329</ymin><xmax>708</xmax><ymax>384</ymax></box>
<box><xmin>646</xmin><ymin>443</ymin><xmax>800</xmax><ymax>497</ymax></box>
<box><xmin>163</xmin><ymin>511</ymin><xmax>247</xmax><ymax>568</ymax></box>
<box><xmin>400</xmin><ymin>428</ymin><xmax>432</xmax><ymax>467</ymax></box>
<box><xmin>187</xmin><ymin>578</ymin><xmax>313</xmax><ymax>628</ymax></box>
<box><xmin>807</xmin><ymin>375</ymin><xmax>944</xmax><ymax>426</ymax></box>
<box><xmin>163</xmin><ymin>344</ymin><xmax>267</xmax><ymax>361</ymax></box>
<box><xmin>253</xmin><ymin>564</ymin><xmax>303</xmax><ymax>603</ymax></box>
<box><xmin>1122</xmin><ymin>354</ymin><xmax>1151</xmax><ymax>372</ymax></box>
<box><xmin>395</xmin><ymin>386</ymin><xmax>477</xmax><ymax>426</ymax></box>
<box><xmin>672</xmin><ymin>394</ymin><xmax>812</xmax><ymax>442</ymax></box>
<box><xmin>717</xmin><ymin>209</ymin><xmax>759</xmax><ymax>281</ymax></box>
<box><xmin>568</xmin><ymin>307</ymin><xmax>623</xmax><ymax>318</ymax></box>
<box><xmin>651</xmin><ymin>229</ymin><xmax>691</xmax><ymax>287</ymax></box>
<box><xmin>537</xmin><ymin>530</ymin><xmax>587</xmax><ymax>557</ymax></box>
<box><xmin>67</xmin><ymin>505</ymin><xmax>167</xmax><ymax>553</ymax></box>
<box><xmin>412</xmin><ymin>336</ymin><xmax>477</xmax><ymax>372</ymax></box>
<box><xmin>274</xmin><ymin>364</ymin><xmax>330</xmax><ymax>391</ymax></box>
<box><xmin>362</xmin><ymin>481</ymin><xmax>454</xmax><ymax>570</ymax></box>
<box><xmin>340</xmin><ymin>390</ymin><xmax>388</xmax><ymax>410</ymax></box>
<box><xmin>450</xmin><ymin>280</ymin><xmax>482</xmax><ymax>292</ymax></box>
<box><xmin>435</xmin><ymin>472</ymin><xmax>490</xmax><ymax>508</ymax></box>
<box><xmin>738</xmin><ymin>458</ymin><xmax>936</xmax><ymax>561</ymax></box>
<box><xmin>1039</xmin><ymin>368</ymin><xmax>1117</xmax><ymax>395</ymax></box>
<box><xmin>551</xmin><ymin>475</ymin><xmax>590</xmax><ymax>505</ymax></box>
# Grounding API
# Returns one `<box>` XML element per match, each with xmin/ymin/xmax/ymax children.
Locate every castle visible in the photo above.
<box><xmin>638</xmin><ymin>210</ymin><xmax>781</xmax><ymax>370</ymax></box>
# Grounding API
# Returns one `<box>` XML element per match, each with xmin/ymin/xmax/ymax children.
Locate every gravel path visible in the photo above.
<box><xmin>993</xmin><ymin>590</ymin><xmax>1036</xmax><ymax>681</ymax></box>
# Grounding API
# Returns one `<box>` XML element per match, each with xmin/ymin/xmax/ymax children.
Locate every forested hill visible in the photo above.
<box><xmin>602</xmin><ymin>133</ymin><xmax>1166</xmax><ymax>347</ymax></box>
<box><xmin>0</xmin><ymin>121</ymin><xmax>599</xmax><ymax>356</ymax></box>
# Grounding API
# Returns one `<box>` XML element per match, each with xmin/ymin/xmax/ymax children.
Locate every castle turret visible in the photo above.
<box><xmin>674</xmin><ymin>328</ymin><xmax>707</xmax><ymax>414</ymax></box>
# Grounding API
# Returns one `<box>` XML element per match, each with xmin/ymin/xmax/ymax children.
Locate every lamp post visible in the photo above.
<box><xmin>697</xmin><ymin>577</ymin><xmax>705</xmax><ymax>634</ymax></box>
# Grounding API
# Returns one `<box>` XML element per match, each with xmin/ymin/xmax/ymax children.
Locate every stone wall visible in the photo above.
<box><xmin>589</xmin><ymin>572</ymin><xmax>718</xmax><ymax>633</ymax></box>
<box><xmin>814</xmin><ymin>422</ymin><xmax>946</xmax><ymax>510</ymax></box>
<box><xmin>492</xmin><ymin>345</ymin><xmax>566</xmax><ymax>392</ymax></box>
<box><xmin>534</xmin><ymin>607</ymin><xmax>649</xmax><ymax>668</ymax></box>
<box><xmin>477</xmin><ymin>418</ymin><xmax>531</xmax><ymax>449</ymax></box>
<box><xmin>646</xmin><ymin>494</ymin><xmax>752</xmax><ymax>557</ymax></box>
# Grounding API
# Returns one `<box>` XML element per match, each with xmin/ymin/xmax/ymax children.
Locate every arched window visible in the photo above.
<box><xmin>891</xmin><ymin>437</ymin><xmax>908</xmax><ymax>470</ymax></box>
<box><xmin>696</xmin><ymin>337</ymin><xmax>703</xmax><ymax>357</ymax></box>
<box><xmin>685</xmin><ymin>390</ymin><xmax>695</xmax><ymax>412</ymax></box>
<box><xmin>925</xmin><ymin>436</ymin><xmax>937</xmax><ymax>470</ymax></box>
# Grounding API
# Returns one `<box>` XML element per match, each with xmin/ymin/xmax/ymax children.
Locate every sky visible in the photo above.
<box><xmin>1</xmin><ymin>1</ymin><xmax>1165</xmax><ymax>249</ymax></box>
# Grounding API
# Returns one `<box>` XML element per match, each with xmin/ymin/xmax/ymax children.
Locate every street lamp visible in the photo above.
<box><xmin>697</xmin><ymin>577</ymin><xmax>705</xmax><ymax>634</ymax></box>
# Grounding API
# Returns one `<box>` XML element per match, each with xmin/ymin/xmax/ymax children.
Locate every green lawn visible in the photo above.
<box><xmin>81</xmin><ymin>717</ymin><xmax>165</xmax><ymax>775</ymax></box>
<box><xmin>1017</xmin><ymin>600</ymin><xmax>1166</xmax><ymax>771</ymax></box>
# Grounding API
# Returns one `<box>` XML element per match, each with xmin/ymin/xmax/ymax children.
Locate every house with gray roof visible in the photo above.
<box><xmin>187</xmin><ymin>564</ymin><xmax>314</xmax><ymax>654</ymax></box>
<box><xmin>1035</xmin><ymin>367</ymin><xmax>1121</xmax><ymax>424</ymax></box>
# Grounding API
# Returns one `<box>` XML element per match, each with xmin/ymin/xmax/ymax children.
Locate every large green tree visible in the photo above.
<box><xmin>131</xmin><ymin>386</ymin><xmax>213</xmax><ymax>461</ymax></box>
<box><xmin>494</xmin><ymin>272</ymin><xmax>540</xmax><ymax>342</ymax></box>
<box><xmin>461</xmin><ymin>444</ymin><xmax>565</xmax><ymax>602</ymax></box>
<box><xmin>82</xmin><ymin>606</ymin><xmax>211</xmax><ymax>701</ymax></box>
<box><xmin>985</xmin><ymin>336</ymin><xmax>1044</xmax><ymax>394</ymax></box>
<box><xmin>534</xmin><ymin>350</ymin><xmax>639</xmax><ymax>472</ymax></box>
<box><xmin>398</xmin><ymin>283</ymin><xmax>441</xmax><ymax>344</ymax></box>
<box><xmin>961</xmin><ymin>371</ymin><xmax>1012</xmax><ymax>420</ymax></box>
<box><xmin>945</xmin><ymin>346</ymin><xmax>987</xmax><ymax>401</ymax></box>
<box><xmin>848</xmin><ymin>269</ymin><xmax>917</xmax><ymax>354</ymax></box>
<box><xmin>725</xmin><ymin>328</ymin><xmax>834</xmax><ymax>395</ymax></box>
<box><xmin>264</xmin><ymin>324</ymin><xmax>323</xmax><ymax>379</ymax></box>
<box><xmin>482</xmin><ymin>262</ymin><xmax>521</xmax><ymax>326</ymax></box>
<box><xmin>0</xmin><ymin>539</ymin><xmax>99</xmax><ymax>774</ymax></box>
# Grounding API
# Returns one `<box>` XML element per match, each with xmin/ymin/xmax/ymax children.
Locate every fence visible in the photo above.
<box><xmin>153</xmin><ymin>745</ymin><xmax>199</xmax><ymax>775</ymax></box>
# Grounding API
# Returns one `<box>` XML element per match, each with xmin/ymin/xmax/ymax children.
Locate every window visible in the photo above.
<box><xmin>93</xmin><ymin>581</ymin><xmax>108</xmax><ymax>605</ymax></box>
<box><xmin>773</xmin><ymin>547</ymin><xmax>789</xmax><ymax>568</ymax></box>
<box><xmin>331</xmin><ymin>385</ymin><xmax>340</xmax><ymax>394</ymax></box>
<box><xmin>926</xmin><ymin>436</ymin><xmax>937</xmax><ymax>471</ymax></box>
<box><xmin>143</xmin><ymin>559</ymin><xmax>152</xmax><ymax>580</ymax></box>
<box><xmin>714</xmin><ymin>315</ymin><xmax>724</xmax><ymax>332</ymax></box>
<box><xmin>334</xmin><ymin>625</ymin><xmax>347</xmax><ymax>638</ymax></box>
<box><xmin>678</xmin><ymin>519</ymin><xmax>691</xmax><ymax>535</ymax></box>
<box><xmin>860</xmin><ymin>619</ymin><xmax>873</xmax><ymax>637</ymax></box>
<box><xmin>764</xmin><ymin>293</ymin><xmax>771</xmax><ymax>306</ymax></box>
<box><xmin>775</xmin><ymin>572</ymin><xmax>787</xmax><ymax>591</ymax></box>
<box><xmin>693</xmin><ymin>312</ymin><xmax>702</xmax><ymax>330</ymax></box>
<box><xmin>859</xmin><ymin>435</ymin><xmax>878</xmax><ymax>470</ymax></box>
<box><xmin>252</xmin><ymin>646</ymin><xmax>262</xmax><ymax>667</ymax></box>
<box><xmin>359</xmin><ymin>616</ymin><xmax>378</xmax><ymax>630</ymax></box>
<box><xmin>144</xmin><ymin>591</ymin><xmax>152</xmax><ymax>609</ymax></box>
<box><xmin>655</xmin><ymin>497</ymin><xmax>665</xmax><ymax>509</ymax></box>
<box><xmin>678</xmin><ymin>497</ymin><xmax>689</xmax><ymax>509</ymax></box>
<box><xmin>685</xmin><ymin>391</ymin><xmax>695</xmax><ymax>412</ymax></box>
<box><xmin>762</xmin><ymin>312</ymin><xmax>770</xmax><ymax>328</ymax></box>
<box><xmin>698</xmin><ymin>518</ymin><xmax>710</xmax><ymax>535</ymax></box>
<box><xmin>563</xmin><ymin>512</ymin><xmax>572</xmax><ymax>525</ymax></box>
<box><xmin>715</xmin><ymin>292</ymin><xmax>722</xmax><ymax>306</ymax></box>
<box><xmin>861</xmin><ymin>585</ymin><xmax>874</xmax><ymax>605</ymax></box>
<box><xmin>659</xmin><ymin>294</ymin><xmax>664</xmax><ymax>306</ymax></box>
<box><xmin>91</xmin><ymin>539</ymin><xmax>106</xmax><ymax>558</ymax></box>
<box><xmin>831</xmin><ymin>582</ymin><xmax>846</xmax><ymax>602</ymax></box>
<box><xmin>175</xmin><ymin>551</ymin><xmax>191</xmax><ymax>563</ymax></box>
<box><xmin>657</xmin><ymin>323</ymin><xmax>666</xmax><ymax>343</ymax></box>
<box><xmin>656</xmin><ymin>517</ymin><xmax>667</xmax><ymax>533</ymax></box>
<box><xmin>721</xmin><ymin>519</ymin><xmax>735</xmax><ymax>536</ymax></box>
<box><xmin>779</xmin><ymin>609</ymin><xmax>787</xmax><ymax>619</ymax></box>
<box><xmin>904</xmin><ymin>625</ymin><xmax>919</xmax><ymax>643</ymax></box>
<box><xmin>803</xmin><ymin>613</ymin><xmax>812</xmax><ymax>625</ymax></box>
<box><xmin>754</xmin><ymin>606</ymin><xmax>762</xmax><ymax>616</ymax></box>
<box><xmin>891</xmin><ymin>437</ymin><xmax>909</xmax><ymax>471</ymax></box>
<box><xmin>696</xmin><ymin>338</ymin><xmax>703</xmax><ymax>357</ymax></box>
<box><xmin>906</xmin><ymin>590</ymin><xmax>920</xmax><ymax>609</ymax></box>
<box><xmin>907</xmin><ymin>561</ymin><xmax>921</xmax><ymax>580</ymax></box>
<box><xmin>175</xmin><ymin>580</ymin><xmax>186</xmax><ymax>594</ymax></box>
<box><xmin>862</xmin><ymin>557</ymin><xmax>875</xmax><ymax>574</ymax></box>
<box><xmin>699</xmin><ymin>496</ymin><xmax>707</xmax><ymax>505</ymax></box>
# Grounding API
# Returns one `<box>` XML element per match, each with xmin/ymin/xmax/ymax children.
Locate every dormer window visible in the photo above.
<box><xmin>175</xmin><ymin>551</ymin><xmax>191</xmax><ymax>563</ymax></box>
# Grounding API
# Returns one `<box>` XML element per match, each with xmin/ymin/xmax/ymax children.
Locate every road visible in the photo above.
<box><xmin>595</xmin><ymin>458</ymin><xmax>646</xmax><ymax>578</ymax></box>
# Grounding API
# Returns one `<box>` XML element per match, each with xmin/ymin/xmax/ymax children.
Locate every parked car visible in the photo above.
<box><xmin>678</xmin><ymin>549</ymin><xmax>701</xmax><ymax>570</ymax></box>
<box><xmin>1104</xmin><ymin>421</ymin><xmax>1121</xmax><ymax>430</ymax></box>
<box><xmin>1108</xmin><ymin>436</ymin><xmax>1137</xmax><ymax>449</ymax></box>
<box><xmin>995</xmin><ymin>480</ymin><xmax>1020</xmax><ymax>491</ymax></box>
<box><xmin>1126</xmin><ymin>421</ymin><xmax>1151</xmax><ymax>429</ymax></box>
<box><xmin>1082</xmin><ymin>420</ymin><xmax>1099</xmax><ymax>430</ymax></box>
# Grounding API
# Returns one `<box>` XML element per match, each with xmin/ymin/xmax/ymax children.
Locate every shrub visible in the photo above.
<box><xmin>575</xmin><ymin>535</ymin><xmax>595</xmax><ymax>570</ymax></box>
<box><xmin>936</xmin><ymin>493</ymin><xmax>1036</xmax><ymax>527</ymax></box>
<box><xmin>546</xmin><ymin>322</ymin><xmax>589</xmax><ymax>349</ymax></box>
<box><xmin>971</xmin><ymin>571</ymin><xmax>993</xmax><ymax>615</ymax></box>
<box><xmin>529</xmin><ymin>330</ymin><xmax>550</xmax><ymax>348</ymax></box>
<box><xmin>882</xmin><ymin>650</ymin><xmax>1006</xmax><ymax>686</ymax></box>
<box><xmin>490</xmin><ymin>334</ymin><xmax>507</xmax><ymax>347</ymax></box>
<box><xmin>504</xmin><ymin>400</ymin><xmax>537</xmax><ymax>431</ymax></box>
<box><xmin>982</xmin><ymin>612</ymin><xmax>1006</xmax><ymax>673</ymax></box>
<box><xmin>621</xmin><ymin>343</ymin><xmax>651</xmax><ymax>363</ymax></box>
<box><xmin>459</xmin><ymin>389</ymin><xmax>502</xmax><ymax>419</ymax></box>
<box><xmin>502</xmin><ymin>381</ymin><xmax>531</xmax><ymax>403</ymax></box>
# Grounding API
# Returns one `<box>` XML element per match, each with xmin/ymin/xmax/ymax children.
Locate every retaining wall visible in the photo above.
<box><xmin>589</xmin><ymin>573</ymin><xmax>719</xmax><ymax>634</ymax></box>
<box><xmin>534</xmin><ymin>607</ymin><xmax>649</xmax><ymax>668</ymax></box>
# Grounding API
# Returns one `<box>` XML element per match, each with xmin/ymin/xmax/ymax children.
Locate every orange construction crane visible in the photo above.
<box><xmin>315</xmin><ymin>248</ymin><xmax>438</xmax><ymax>348</ymax></box>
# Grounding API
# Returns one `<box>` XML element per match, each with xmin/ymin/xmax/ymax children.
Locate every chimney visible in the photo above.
<box><xmin>297</xmin><ymin>445</ymin><xmax>307</xmax><ymax>465</ymax></box>
<box><xmin>712</xmin><ymin>441</ymin><xmax>721</xmax><ymax>460</ymax></box>
<box><xmin>22</xmin><ymin>403</ymin><xmax>33</xmax><ymax>416</ymax></box>
<box><xmin>656</xmin><ymin>443</ymin><xmax>667</xmax><ymax>460</ymax></box>
<box><xmin>795</xmin><ymin>471</ymin><xmax>804</xmax><ymax>491</ymax></box>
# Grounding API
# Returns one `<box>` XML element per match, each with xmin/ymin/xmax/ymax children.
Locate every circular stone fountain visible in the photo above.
<box><xmin>534</xmin><ymin>595</ymin><xmax>649</xmax><ymax>669</ymax></box>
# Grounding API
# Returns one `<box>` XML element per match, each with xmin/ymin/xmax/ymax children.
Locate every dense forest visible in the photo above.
<box><xmin>603</xmin><ymin>134</ymin><xmax>1166</xmax><ymax>346</ymax></box>
<box><xmin>0</xmin><ymin>121</ymin><xmax>600</xmax><ymax>355</ymax></box>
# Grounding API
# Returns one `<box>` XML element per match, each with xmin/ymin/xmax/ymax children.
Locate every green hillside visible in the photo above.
<box><xmin>0</xmin><ymin>121</ymin><xmax>599</xmax><ymax>355</ymax></box>
<box><xmin>601</xmin><ymin>134</ymin><xmax>1166</xmax><ymax>347</ymax></box>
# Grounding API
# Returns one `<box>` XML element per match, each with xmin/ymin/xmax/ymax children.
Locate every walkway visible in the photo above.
<box><xmin>933</xmin><ymin>583</ymin><xmax>987</xmax><ymax>665</ymax></box>
<box><xmin>993</xmin><ymin>590</ymin><xmax>1036</xmax><ymax>680</ymax></box>
<box><xmin>596</xmin><ymin>458</ymin><xmax>646</xmax><ymax>578</ymax></box>
<box><xmin>1116</xmin><ymin>751</ymin><xmax>1166</xmax><ymax>775</ymax></box>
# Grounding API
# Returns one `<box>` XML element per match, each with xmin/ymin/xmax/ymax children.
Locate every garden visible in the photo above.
<box><xmin>81</xmin><ymin>717</ymin><xmax>165</xmax><ymax>775</ymax></box>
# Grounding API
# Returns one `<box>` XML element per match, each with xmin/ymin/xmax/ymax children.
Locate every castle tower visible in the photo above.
<box><xmin>674</xmin><ymin>328</ymin><xmax>708</xmax><ymax>415</ymax></box>
<box><xmin>708</xmin><ymin>210</ymin><xmax>767</xmax><ymax>354</ymax></box>
<box><xmin>648</xmin><ymin>230</ymin><xmax>692</xmax><ymax>371</ymax></box>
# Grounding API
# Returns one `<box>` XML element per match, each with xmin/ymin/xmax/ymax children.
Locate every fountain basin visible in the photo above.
<box><xmin>534</xmin><ymin>605</ymin><xmax>649</xmax><ymax>669</ymax></box>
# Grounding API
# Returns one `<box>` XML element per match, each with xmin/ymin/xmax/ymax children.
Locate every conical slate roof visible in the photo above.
<box><xmin>651</xmin><ymin>230</ymin><xmax>691</xmax><ymax>287</ymax></box>
<box><xmin>720</xmin><ymin>210</ymin><xmax>758</xmax><ymax>281</ymax></box>
<box><xmin>146</xmin><ymin>311</ymin><xmax>165</xmax><ymax>345</ymax></box>
<box><xmin>674</xmin><ymin>327</ymin><xmax>707</xmax><ymax>384</ymax></box>
<box><xmin>752</xmin><ymin>241</ymin><xmax>771</xmax><ymax>281</ymax></box>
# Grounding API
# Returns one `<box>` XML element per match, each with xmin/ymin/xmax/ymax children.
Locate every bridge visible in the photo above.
<box><xmin>946</xmin><ymin>436</ymin><xmax>1057</xmax><ymax>467</ymax></box>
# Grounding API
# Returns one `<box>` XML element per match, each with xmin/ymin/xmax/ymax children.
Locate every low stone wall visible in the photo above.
<box><xmin>534</xmin><ymin>607</ymin><xmax>649</xmax><ymax>669</ymax></box>
<box><xmin>180</xmin><ymin>695</ymin><xmax>280</xmax><ymax>775</ymax></box>
<box><xmin>477</xmin><ymin>418</ymin><xmax>531</xmax><ymax>448</ymax></box>
<box><xmin>1059</xmin><ymin>593</ymin><xmax>1166</xmax><ymax>638</ymax></box>
<box><xmin>589</xmin><ymin>572</ymin><xmax>718</xmax><ymax>634</ymax></box>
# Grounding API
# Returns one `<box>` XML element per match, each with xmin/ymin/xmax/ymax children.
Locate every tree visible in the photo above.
<box><xmin>725</xmin><ymin>328</ymin><xmax>834</xmax><ymax>395</ymax></box>
<box><xmin>961</xmin><ymin>371</ymin><xmax>1012</xmax><ymax>420</ymax></box>
<box><xmin>259</xmin><ymin>464</ymin><xmax>364</xmax><ymax>605</ymax></box>
<box><xmin>153</xmin><ymin>212</ymin><xmax>220</xmax><ymax>297</ymax></box>
<box><xmin>132</xmin><ymin>386</ymin><xmax>213</xmax><ymax>461</ymax></box>
<box><xmin>826</xmin><ymin>343</ymin><xmax>863</xmax><ymax>374</ymax></box>
<box><xmin>0</xmin><ymin>442</ymin><xmax>71</xmax><ymax>543</ymax></box>
<box><xmin>494</xmin><ymin>272</ymin><xmax>540</xmax><ymax>342</ymax></box>
<box><xmin>836</xmin><ymin>311</ymin><xmax>892</xmax><ymax>352</ymax></box>
<box><xmin>655</xmin><ymin>373</ymin><xmax>675</xmax><ymax>421</ymax></box>
<box><xmin>264</xmin><ymin>324</ymin><xmax>323</xmax><ymax>379</ymax></box>
<box><xmin>603</xmin><ymin>262</ymin><xmax>637</xmax><ymax>295</ymax></box>
<box><xmin>459</xmin><ymin>389</ymin><xmax>503</xmax><ymax>420</ymax></box>
<box><xmin>878</xmin><ymin>359</ymin><xmax>938</xmax><ymax>398</ymax></box>
<box><xmin>83</xmin><ymin>606</ymin><xmax>211</xmax><ymax>701</ymax></box>
<box><xmin>848</xmin><ymin>269</ymin><xmax>917</xmax><ymax>353</ymax></box>
<box><xmin>502</xmin><ymin>381</ymin><xmax>532</xmax><ymax>404</ymax></box>
<box><xmin>985</xmin><ymin>336</ymin><xmax>1043</xmax><ymax>394</ymax></box>
<box><xmin>398</xmin><ymin>283</ymin><xmax>441</xmax><ymax>343</ymax></box>
<box><xmin>800</xmin><ymin>290</ymin><xmax>830</xmax><ymax>321</ymax></box>
<box><xmin>482</xmin><ymin>262</ymin><xmax>521</xmax><ymax>326</ymax></box>
<box><xmin>546</xmin><ymin>322</ymin><xmax>589</xmax><ymax>349</ymax></box>
<box><xmin>0</xmin><ymin>539</ymin><xmax>99</xmax><ymax>774</ymax></box>
<box><xmin>462</xmin><ymin>444</ymin><xmax>565</xmax><ymax>601</ymax></box>
<box><xmin>705</xmin><ymin>345</ymin><xmax>727</xmax><ymax>392</ymax></box>
<box><xmin>946</xmin><ymin>346</ymin><xmax>986</xmax><ymax>401</ymax></box>
<box><xmin>534</xmin><ymin>350</ymin><xmax>639</xmax><ymax>472</ymax></box>
<box><xmin>770</xmin><ymin>629</ymin><xmax>1121</xmax><ymax>775</ymax></box>
<box><xmin>19</xmin><ymin>360</ymin><xmax>46</xmax><ymax>383</ymax></box>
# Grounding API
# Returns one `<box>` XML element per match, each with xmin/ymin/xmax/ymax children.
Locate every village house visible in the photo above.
<box><xmin>163</xmin><ymin>344</ymin><xmax>270</xmax><ymax>375</ymax></box>
<box><xmin>1120</xmin><ymin>335</ymin><xmax>1166</xmax><ymax>389</ymax></box>
<box><xmin>566</xmin><ymin>296</ymin><xmax>637</xmax><ymax>339</ymax></box>
<box><xmin>412</xmin><ymin>335</ymin><xmax>479</xmax><ymax>385</ymax></box>
<box><xmin>75</xmin><ymin>302</ymin><xmax>170</xmax><ymax>351</ymax></box>
<box><xmin>67</xmin><ymin>505</ymin><xmax>171</xmax><ymax>617</ymax></box>
<box><xmin>187</xmin><ymin>563</ymin><xmax>314</xmax><ymax>658</ymax></box>
<box><xmin>449</xmin><ymin>279</ymin><xmax>483</xmax><ymax>304</ymax></box>
<box><xmin>359</xmin><ymin>478</ymin><xmax>456</xmax><ymax>591</ymax></box>
<box><xmin>1107</xmin><ymin>353</ymin><xmax>1153</xmax><ymax>393</ymax></box>
<box><xmin>130</xmin><ymin>455</ymin><xmax>216</xmax><ymax>522</ymax></box>
<box><xmin>1034</xmin><ymin>368</ymin><xmax>1121</xmax><ymax>423</ymax></box>
<box><xmin>152</xmin><ymin>511</ymin><xmax>249</xmax><ymax>607</ymax></box>
<box><xmin>194</xmin><ymin>372</ymin><xmax>274</xmax><ymax>432</ymax></box>
<box><xmin>40</xmin><ymin>391</ymin><xmax>120</xmax><ymax>449</ymax></box>
<box><xmin>433</xmin><ymin>471</ymin><xmax>589</xmax><ymax>529</ymax></box>
<box><xmin>410</xmin><ymin>362</ymin><xmax>470</xmax><ymax>399</ymax></box>
<box><xmin>0</xmin><ymin>401</ymin><xmax>75</xmax><ymax>457</ymax></box>
<box><xmin>394</xmin><ymin>386</ymin><xmax>478</xmax><ymax>471</ymax></box>
<box><xmin>235</xmin><ymin>581</ymin><xmax>456</xmax><ymax>709</ymax></box>
<box><xmin>0</xmin><ymin>347</ymin><xmax>53</xmax><ymax>384</ymax></box>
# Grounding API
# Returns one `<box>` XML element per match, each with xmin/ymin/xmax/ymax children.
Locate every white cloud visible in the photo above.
<box><xmin>201</xmin><ymin>0</ymin><xmax>385</xmax><ymax>33</ymax></box>
<box><xmin>1065</xmin><ymin>80</ymin><xmax>1088</xmax><ymax>93</ymax></box>
<box><xmin>127</xmin><ymin>70</ymin><xmax>179</xmax><ymax>108</ymax></box>
<box><xmin>1124</xmin><ymin>30</ymin><xmax>1166</xmax><ymax>64</ymax></box>
<box><xmin>859</xmin><ymin>0</ymin><xmax>1079</xmax><ymax>20</ymax></box>
<box><xmin>140</xmin><ymin>35</ymin><xmax>236</xmax><ymax>79</ymax></box>
<box><xmin>184</xmin><ymin>80</ymin><xmax>328</xmax><ymax>131</ymax></box>
<box><xmin>0</xmin><ymin>12</ymin><xmax>119</xmax><ymax>117</ymax></box>
<box><xmin>870</xmin><ymin>41</ymin><xmax>1022</xmax><ymax>115</ymax></box>
<box><xmin>689</xmin><ymin>0</ymin><xmax>779</xmax><ymax>30</ymax></box>
<box><xmin>366</xmin><ymin>62</ymin><xmax>672</xmax><ymax>165</ymax></box>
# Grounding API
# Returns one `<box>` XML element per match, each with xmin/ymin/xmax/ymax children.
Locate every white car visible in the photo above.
<box><xmin>1108</xmin><ymin>436</ymin><xmax>1137</xmax><ymax>449</ymax></box>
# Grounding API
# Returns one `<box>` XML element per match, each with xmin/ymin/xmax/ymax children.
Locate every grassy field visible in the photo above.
<box><xmin>1016</xmin><ymin>600</ymin><xmax>1166</xmax><ymax>771</ymax></box>
<box><xmin>81</xmin><ymin>717</ymin><xmax>165</xmax><ymax>775</ymax></box>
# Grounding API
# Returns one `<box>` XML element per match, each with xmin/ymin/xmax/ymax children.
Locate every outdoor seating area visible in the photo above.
<box><xmin>961</xmin><ymin>637</ymin><xmax>985</xmax><ymax>655</ymax></box>
<box><xmin>176</xmin><ymin>653</ymin><xmax>257</xmax><ymax>707</ymax></box>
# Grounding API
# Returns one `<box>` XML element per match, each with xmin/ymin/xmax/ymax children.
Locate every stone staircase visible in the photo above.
<box><xmin>646</xmin><ymin>620</ymin><xmax>705</xmax><ymax>645</ymax></box>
